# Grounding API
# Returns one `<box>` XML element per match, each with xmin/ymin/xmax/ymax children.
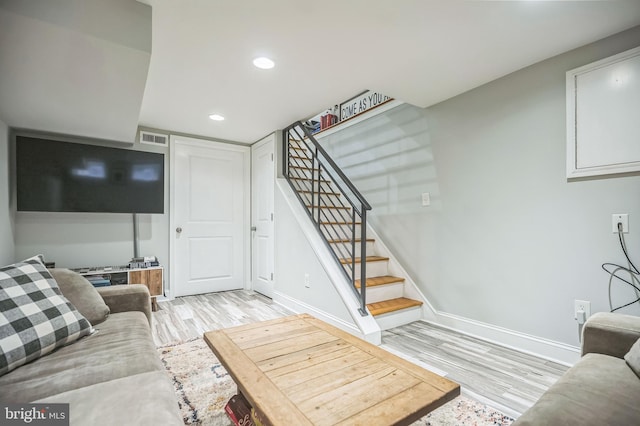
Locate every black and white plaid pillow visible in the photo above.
<box><xmin>0</xmin><ymin>257</ymin><xmax>93</xmax><ymax>376</ymax></box>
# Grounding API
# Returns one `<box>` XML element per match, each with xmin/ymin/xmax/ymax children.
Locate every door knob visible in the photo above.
<box><xmin>251</xmin><ymin>226</ymin><xmax>257</xmax><ymax>232</ymax></box>
<box><xmin>176</xmin><ymin>227</ymin><xmax>182</xmax><ymax>233</ymax></box>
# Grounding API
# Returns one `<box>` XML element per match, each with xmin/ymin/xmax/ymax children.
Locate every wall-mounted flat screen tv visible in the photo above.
<box><xmin>16</xmin><ymin>136</ymin><xmax>165</xmax><ymax>214</ymax></box>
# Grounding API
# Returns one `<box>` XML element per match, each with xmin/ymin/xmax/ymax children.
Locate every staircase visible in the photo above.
<box><xmin>283</xmin><ymin>122</ymin><xmax>423</xmax><ymax>328</ymax></box>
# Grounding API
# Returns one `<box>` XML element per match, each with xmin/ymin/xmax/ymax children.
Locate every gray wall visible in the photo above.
<box><xmin>321</xmin><ymin>26</ymin><xmax>640</xmax><ymax>346</ymax></box>
<box><xmin>0</xmin><ymin>118</ymin><xmax>15</xmax><ymax>265</ymax></box>
<box><xmin>274</xmin><ymin>183</ymin><xmax>357</xmax><ymax>325</ymax></box>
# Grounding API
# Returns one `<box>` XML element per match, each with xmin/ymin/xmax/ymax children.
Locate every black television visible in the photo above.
<box><xmin>16</xmin><ymin>136</ymin><xmax>165</xmax><ymax>214</ymax></box>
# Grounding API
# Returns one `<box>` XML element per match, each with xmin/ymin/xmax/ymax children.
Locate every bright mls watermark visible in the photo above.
<box><xmin>1</xmin><ymin>404</ymin><xmax>69</xmax><ymax>425</ymax></box>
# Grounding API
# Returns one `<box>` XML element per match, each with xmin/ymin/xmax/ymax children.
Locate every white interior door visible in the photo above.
<box><xmin>171</xmin><ymin>136</ymin><xmax>249</xmax><ymax>297</ymax></box>
<box><xmin>251</xmin><ymin>135</ymin><xmax>275</xmax><ymax>297</ymax></box>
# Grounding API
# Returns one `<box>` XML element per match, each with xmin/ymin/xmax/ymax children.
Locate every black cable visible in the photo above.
<box><xmin>601</xmin><ymin>263</ymin><xmax>640</xmax><ymax>290</ymax></box>
<box><xmin>611</xmin><ymin>296</ymin><xmax>640</xmax><ymax>313</ymax></box>
<box><xmin>619</xmin><ymin>228</ymin><xmax>640</xmax><ymax>274</ymax></box>
<box><xmin>602</xmin><ymin>222</ymin><xmax>640</xmax><ymax>313</ymax></box>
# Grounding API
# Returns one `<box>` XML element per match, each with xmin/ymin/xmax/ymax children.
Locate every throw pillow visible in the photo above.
<box><xmin>49</xmin><ymin>269</ymin><xmax>110</xmax><ymax>325</ymax></box>
<box><xmin>624</xmin><ymin>337</ymin><xmax>640</xmax><ymax>379</ymax></box>
<box><xmin>0</xmin><ymin>257</ymin><xmax>93</xmax><ymax>376</ymax></box>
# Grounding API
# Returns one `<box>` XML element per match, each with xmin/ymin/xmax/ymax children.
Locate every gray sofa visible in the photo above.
<box><xmin>514</xmin><ymin>312</ymin><xmax>640</xmax><ymax>425</ymax></box>
<box><xmin>0</xmin><ymin>269</ymin><xmax>183</xmax><ymax>426</ymax></box>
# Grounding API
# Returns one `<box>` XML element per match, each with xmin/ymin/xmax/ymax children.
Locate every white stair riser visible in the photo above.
<box><xmin>321</xmin><ymin>225</ymin><xmax>362</xmax><ymax>241</ymax></box>
<box><xmin>299</xmin><ymin>192</ymin><xmax>344</xmax><ymax>206</ymax></box>
<box><xmin>288</xmin><ymin>153</ymin><xmax>312</xmax><ymax>163</ymax></box>
<box><xmin>306</xmin><ymin>207</ymin><xmax>353</xmax><ymax>222</ymax></box>
<box><xmin>289</xmin><ymin>168</ymin><xmax>327</xmax><ymax>180</ymax></box>
<box><xmin>329</xmin><ymin>241</ymin><xmax>375</xmax><ymax>258</ymax></box>
<box><xmin>374</xmin><ymin>306</ymin><xmax>423</xmax><ymax>331</ymax></box>
<box><xmin>344</xmin><ymin>260</ymin><xmax>388</xmax><ymax>280</ymax></box>
<box><xmin>289</xmin><ymin>181</ymin><xmax>335</xmax><ymax>196</ymax></box>
<box><xmin>288</xmin><ymin>141</ymin><xmax>309</xmax><ymax>149</ymax></box>
<box><xmin>361</xmin><ymin>283</ymin><xmax>404</xmax><ymax>304</ymax></box>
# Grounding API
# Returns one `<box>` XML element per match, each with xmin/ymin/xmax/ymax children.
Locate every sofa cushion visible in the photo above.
<box><xmin>36</xmin><ymin>371</ymin><xmax>183</xmax><ymax>426</ymax></box>
<box><xmin>0</xmin><ymin>311</ymin><xmax>163</xmax><ymax>402</ymax></box>
<box><xmin>514</xmin><ymin>353</ymin><xmax>640</xmax><ymax>425</ymax></box>
<box><xmin>0</xmin><ymin>257</ymin><xmax>93</xmax><ymax>377</ymax></box>
<box><xmin>49</xmin><ymin>269</ymin><xmax>110</xmax><ymax>325</ymax></box>
<box><xmin>624</xmin><ymin>337</ymin><xmax>640</xmax><ymax>379</ymax></box>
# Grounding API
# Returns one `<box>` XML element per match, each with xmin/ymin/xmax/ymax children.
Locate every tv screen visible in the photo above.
<box><xmin>16</xmin><ymin>136</ymin><xmax>165</xmax><ymax>214</ymax></box>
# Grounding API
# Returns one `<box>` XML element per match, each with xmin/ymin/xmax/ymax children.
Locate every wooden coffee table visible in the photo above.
<box><xmin>204</xmin><ymin>314</ymin><xmax>459</xmax><ymax>425</ymax></box>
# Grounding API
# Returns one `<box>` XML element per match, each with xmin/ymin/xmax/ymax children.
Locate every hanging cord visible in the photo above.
<box><xmin>602</xmin><ymin>222</ymin><xmax>640</xmax><ymax>312</ymax></box>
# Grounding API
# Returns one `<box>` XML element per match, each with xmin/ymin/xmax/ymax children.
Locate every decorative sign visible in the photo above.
<box><xmin>339</xmin><ymin>91</ymin><xmax>393</xmax><ymax>121</ymax></box>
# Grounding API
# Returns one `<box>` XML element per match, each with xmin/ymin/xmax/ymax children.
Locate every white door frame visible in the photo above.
<box><xmin>251</xmin><ymin>134</ymin><xmax>275</xmax><ymax>297</ymax></box>
<box><xmin>169</xmin><ymin>135</ymin><xmax>251</xmax><ymax>299</ymax></box>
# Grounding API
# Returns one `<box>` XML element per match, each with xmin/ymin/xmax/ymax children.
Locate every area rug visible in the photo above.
<box><xmin>158</xmin><ymin>338</ymin><xmax>515</xmax><ymax>426</ymax></box>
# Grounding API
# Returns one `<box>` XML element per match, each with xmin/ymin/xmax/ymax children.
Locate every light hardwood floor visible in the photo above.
<box><xmin>152</xmin><ymin>290</ymin><xmax>567</xmax><ymax>417</ymax></box>
<box><xmin>152</xmin><ymin>290</ymin><xmax>292</xmax><ymax>347</ymax></box>
<box><xmin>381</xmin><ymin>322</ymin><xmax>568</xmax><ymax>416</ymax></box>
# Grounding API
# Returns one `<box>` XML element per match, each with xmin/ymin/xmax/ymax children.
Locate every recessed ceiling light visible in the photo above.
<box><xmin>209</xmin><ymin>114</ymin><xmax>225</xmax><ymax>121</ymax></box>
<box><xmin>253</xmin><ymin>57</ymin><xmax>275</xmax><ymax>70</ymax></box>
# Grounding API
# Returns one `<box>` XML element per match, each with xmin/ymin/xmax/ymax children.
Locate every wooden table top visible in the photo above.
<box><xmin>204</xmin><ymin>314</ymin><xmax>459</xmax><ymax>426</ymax></box>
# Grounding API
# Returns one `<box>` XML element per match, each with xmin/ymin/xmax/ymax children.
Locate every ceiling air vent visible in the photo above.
<box><xmin>139</xmin><ymin>131</ymin><xmax>168</xmax><ymax>147</ymax></box>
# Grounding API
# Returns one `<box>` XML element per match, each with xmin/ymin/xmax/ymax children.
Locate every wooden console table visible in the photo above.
<box><xmin>73</xmin><ymin>265</ymin><xmax>163</xmax><ymax>311</ymax></box>
<box><xmin>204</xmin><ymin>314</ymin><xmax>459</xmax><ymax>425</ymax></box>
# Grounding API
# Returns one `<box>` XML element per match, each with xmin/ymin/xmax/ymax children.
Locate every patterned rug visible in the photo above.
<box><xmin>158</xmin><ymin>338</ymin><xmax>515</xmax><ymax>426</ymax></box>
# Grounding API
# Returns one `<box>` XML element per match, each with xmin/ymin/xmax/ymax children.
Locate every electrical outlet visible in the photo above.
<box><xmin>574</xmin><ymin>300</ymin><xmax>591</xmax><ymax>321</ymax></box>
<box><xmin>421</xmin><ymin>192</ymin><xmax>431</xmax><ymax>207</ymax></box>
<box><xmin>304</xmin><ymin>273</ymin><xmax>310</xmax><ymax>288</ymax></box>
<box><xmin>612</xmin><ymin>214</ymin><xmax>629</xmax><ymax>233</ymax></box>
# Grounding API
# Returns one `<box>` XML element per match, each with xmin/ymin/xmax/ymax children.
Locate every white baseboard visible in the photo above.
<box><xmin>427</xmin><ymin>312</ymin><xmax>580</xmax><ymax>366</ymax></box>
<box><xmin>273</xmin><ymin>290</ymin><xmax>381</xmax><ymax>344</ymax></box>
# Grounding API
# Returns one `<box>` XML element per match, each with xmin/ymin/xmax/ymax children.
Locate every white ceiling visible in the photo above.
<box><xmin>2</xmin><ymin>1</ymin><xmax>640</xmax><ymax>144</ymax></box>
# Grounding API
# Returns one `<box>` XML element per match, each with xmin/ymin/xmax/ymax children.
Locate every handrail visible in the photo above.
<box><xmin>290</xmin><ymin>122</ymin><xmax>371</xmax><ymax>212</ymax></box>
<box><xmin>283</xmin><ymin>121</ymin><xmax>371</xmax><ymax>316</ymax></box>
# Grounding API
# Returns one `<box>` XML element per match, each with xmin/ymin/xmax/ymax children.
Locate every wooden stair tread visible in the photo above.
<box><xmin>289</xmin><ymin>176</ymin><xmax>330</xmax><ymax>183</ymax></box>
<box><xmin>327</xmin><ymin>238</ymin><xmax>375</xmax><ymax>243</ymax></box>
<box><xmin>306</xmin><ymin>205</ymin><xmax>351</xmax><ymax>210</ymax></box>
<box><xmin>321</xmin><ymin>220</ymin><xmax>361</xmax><ymax>225</ymax></box>
<box><xmin>290</xmin><ymin>165</ymin><xmax>320</xmax><ymax>170</ymax></box>
<box><xmin>299</xmin><ymin>190</ymin><xmax>341</xmax><ymax>196</ymax></box>
<box><xmin>367</xmin><ymin>298</ymin><xmax>423</xmax><ymax>316</ymax></box>
<box><xmin>339</xmin><ymin>255</ymin><xmax>388</xmax><ymax>264</ymax></box>
<box><xmin>355</xmin><ymin>275</ymin><xmax>405</xmax><ymax>289</ymax></box>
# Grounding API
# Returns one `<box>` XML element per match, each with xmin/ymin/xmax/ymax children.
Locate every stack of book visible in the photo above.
<box><xmin>320</xmin><ymin>113</ymin><xmax>338</xmax><ymax>130</ymax></box>
<box><xmin>224</xmin><ymin>393</ymin><xmax>265</xmax><ymax>426</ymax></box>
<box><xmin>306</xmin><ymin>120</ymin><xmax>321</xmax><ymax>134</ymax></box>
<box><xmin>86</xmin><ymin>275</ymin><xmax>111</xmax><ymax>287</ymax></box>
<box><xmin>128</xmin><ymin>256</ymin><xmax>159</xmax><ymax>269</ymax></box>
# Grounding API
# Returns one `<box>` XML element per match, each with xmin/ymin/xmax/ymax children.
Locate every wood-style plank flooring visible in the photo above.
<box><xmin>381</xmin><ymin>321</ymin><xmax>568</xmax><ymax>416</ymax></box>
<box><xmin>152</xmin><ymin>290</ymin><xmax>568</xmax><ymax>418</ymax></box>
<box><xmin>152</xmin><ymin>290</ymin><xmax>292</xmax><ymax>347</ymax></box>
